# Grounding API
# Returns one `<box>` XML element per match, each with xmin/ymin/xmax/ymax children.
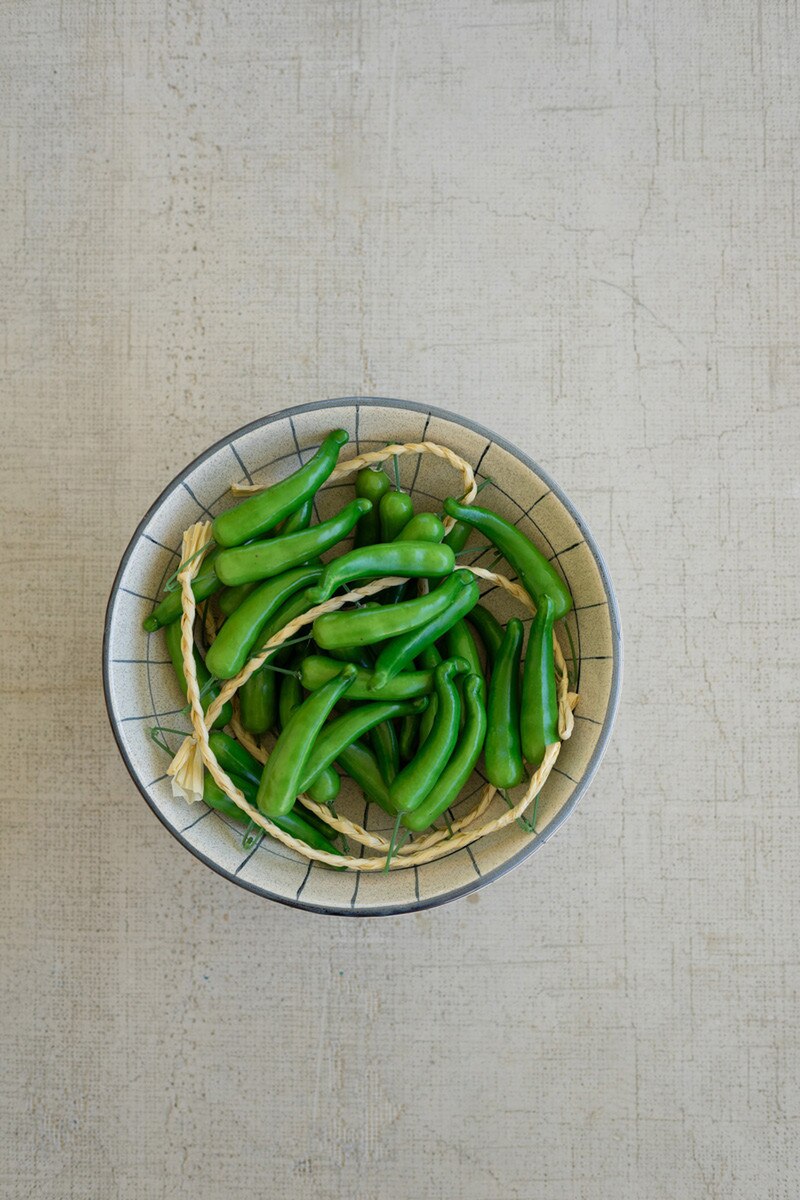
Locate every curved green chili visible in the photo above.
<box><xmin>369</xmin><ymin>718</ymin><xmax>400</xmax><ymax>784</ymax></box>
<box><xmin>388</xmin><ymin>658</ymin><xmax>468</xmax><ymax>813</ymax></box>
<box><xmin>443</xmin><ymin>619</ymin><xmax>484</xmax><ymax>688</ymax></box>
<box><xmin>399</xmin><ymin>712</ymin><xmax>421</xmax><ymax>762</ymax></box>
<box><xmin>297</xmin><ymin>699</ymin><xmax>424</xmax><ymax>792</ymax></box>
<box><xmin>369</xmin><ymin>571</ymin><xmax>480</xmax><ymax>690</ymax></box>
<box><xmin>300</xmin><ymin>655</ymin><xmax>433</xmax><ymax>701</ymax></box>
<box><xmin>313</xmin><ymin>569</ymin><xmax>472</xmax><ymax>651</ymax></box>
<box><xmin>396</xmin><ymin>513</ymin><xmax>446</xmax><ymax>543</ymax></box>
<box><xmin>212</xmin><ymin>429</ymin><xmax>349</xmax><ymax>547</ymax></box>
<box><xmin>278</xmin><ymin>495</ymin><xmax>314</xmax><ymax>535</ymax></box>
<box><xmin>143</xmin><ymin>547</ymin><xmax>222</xmax><ymax>632</ymax></box>
<box><xmin>416</xmin><ymin>644</ymin><xmax>442</xmax><ymax>743</ymax></box>
<box><xmin>354</xmin><ymin>467</ymin><xmax>391</xmax><ymax>547</ymax></box>
<box><xmin>336</xmin><ymin>741</ymin><xmax>395</xmax><ymax>812</ymax></box>
<box><xmin>257</xmin><ymin>664</ymin><xmax>355</xmax><ymax>817</ymax></box>
<box><xmin>277</xmin><ymin>666</ymin><xmax>341</xmax><ymax>805</ymax></box>
<box><xmin>520</xmin><ymin>592</ymin><xmax>559</xmax><ymax>767</ymax></box>
<box><xmin>466</xmin><ymin>604</ymin><xmax>505</xmax><ymax>665</ymax></box>
<box><xmin>215</xmin><ymin>499</ymin><xmax>370</xmax><ymax>587</ymax></box>
<box><xmin>205</xmin><ymin>565</ymin><xmax>322</xmax><ymax>679</ymax></box>
<box><xmin>379</xmin><ymin>490</ymin><xmax>414</xmax><ymax>542</ymax></box>
<box><xmin>484</xmin><ymin>617</ymin><xmax>524</xmax><ymax>789</ymax></box>
<box><xmin>442</xmin><ymin>499</ymin><xmax>573</xmax><ymax>619</ymax></box>
<box><xmin>306</xmin><ymin>542</ymin><xmax>454</xmax><ymax>605</ymax></box>
<box><xmin>202</xmin><ymin>770</ymin><xmax>341</xmax><ymax>856</ymax></box>
<box><xmin>442</xmin><ymin>518</ymin><xmax>471</xmax><ymax>553</ymax></box>
<box><xmin>164</xmin><ymin>619</ymin><xmax>232</xmax><ymax>728</ymax></box>
<box><xmin>402</xmin><ymin>673</ymin><xmax>487</xmax><ymax>832</ymax></box>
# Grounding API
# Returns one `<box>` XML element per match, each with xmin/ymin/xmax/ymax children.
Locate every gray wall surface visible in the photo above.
<box><xmin>2</xmin><ymin>2</ymin><xmax>797</xmax><ymax>1197</ymax></box>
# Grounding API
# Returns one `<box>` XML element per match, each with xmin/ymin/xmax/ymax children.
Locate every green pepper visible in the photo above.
<box><xmin>369</xmin><ymin>718</ymin><xmax>400</xmax><ymax>784</ymax></box>
<box><xmin>163</xmin><ymin>620</ymin><xmax>232</xmax><ymax>728</ymax></box>
<box><xmin>388</xmin><ymin>658</ymin><xmax>468</xmax><ymax>813</ymax></box>
<box><xmin>202</xmin><ymin>770</ymin><xmax>341</xmax><ymax>856</ymax></box>
<box><xmin>278</xmin><ymin>495</ymin><xmax>314</xmax><ymax>535</ymax></box>
<box><xmin>520</xmin><ymin>593</ymin><xmax>559</xmax><ymax>767</ymax></box>
<box><xmin>379</xmin><ymin>490</ymin><xmax>414</xmax><ymax>542</ymax></box>
<box><xmin>143</xmin><ymin>547</ymin><xmax>223</xmax><ymax>632</ymax></box>
<box><xmin>212</xmin><ymin>429</ymin><xmax>349</xmax><ymax>547</ymax></box>
<box><xmin>443</xmin><ymin>619</ymin><xmax>484</xmax><ymax>688</ymax></box>
<box><xmin>396</xmin><ymin>513</ymin><xmax>446</xmax><ymax>543</ymax></box>
<box><xmin>443</xmin><ymin>499</ymin><xmax>573</xmax><ymax>620</ymax></box>
<box><xmin>336</xmin><ymin>741</ymin><xmax>395</xmax><ymax>812</ymax></box>
<box><xmin>313</xmin><ymin>569</ymin><xmax>472</xmax><ymax>651</ymax></box>
<box><xmin>257</xmin><ymin>664</ymin><xmax>356</xmax><ymax>817</ymax></box>
<box><xmin>399</xmin><ymin>712</ymin><xmax>421</xmax><ymax>762</ymax></box>
<box><xmin>218</xmin><ymin>581</ymin><xmax>259</xmax><ymax>617</ymax></box>
<box><xmin>277</xmin><ymin>667</ymin><xmax>341</xmax><ymax>806</ymax></box>
<box><xmin>297</xmin><ymin>699</ymin><xmax>424</xmax><ymax>792</ymax></box>
<box><xmin>300</xmin><ymin>655</ymin><xmax>433</xmax><ymax>701</ymax></box>
<box><xmin>306</xmin><ymin>542</ymin><xmax>454</xmax><ymax>605</ymax></box>
<box><xmin>215</xmin><ymin>499</ymin><xmax>370</xmax><ymax>587</ymax></box>
<box><xmin>484</xmin><ymin>617</ymin><xmax>524</xmax><ymax>789</ymax></box>
<box><xmin>416</xmin><ymin>644</ymin><xmax>442</xmax><ymax>743</ymax></box>
<box><xmin>402</xmin><ymin>674</ymin><xmax>487</xmax><ymax>832</ymax></box>
<box><xmin>205</xmin><ymin>565</ymin><xmax>323</xmax><ymax>679</ymax></box>
<box><xmin>354</xmin><ymin>468</ymin><xmax>392</xmax><ymax>547</ymax></box>
<box><xmin>368</xmin><ymin>571</ymin><xmax>480</xmax><ymax>690</ymax></box>
<box><xmin>442</xmin><ymin>518</ymin><xmax>471</xmax><ymax>554</ymax></box>
<box><xmin>238</xmin><ymin>664</ymin><xmax>279</xmax><ymax>735</ymax></box>
<box><xmin>466</xmin><ymin>604</ymin><xmax>505</xmax><ymax>666</ymax></box>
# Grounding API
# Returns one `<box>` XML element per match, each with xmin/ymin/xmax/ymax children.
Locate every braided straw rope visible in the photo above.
<box><xmin>166</xmin><ymin>442</ymin><xmax>577</xmax><ymax>871</ymax></box>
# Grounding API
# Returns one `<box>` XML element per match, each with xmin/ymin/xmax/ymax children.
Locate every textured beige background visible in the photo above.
<box><xmin>2</xmin><ymin>2</ymin><xmax>798</xmax><ymax>1197</ymax></box>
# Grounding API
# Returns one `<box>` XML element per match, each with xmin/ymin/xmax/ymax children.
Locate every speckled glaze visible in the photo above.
<box><xmin>103</xmin><ymin>399</ymin><xmax>621</xmax><ymax>915</ymax></box>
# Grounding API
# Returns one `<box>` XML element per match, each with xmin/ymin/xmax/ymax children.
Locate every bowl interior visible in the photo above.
<box><xmin>104</xmin><ymin>399</ymin><xmax>620</xmax><ymax>914</ymax></box>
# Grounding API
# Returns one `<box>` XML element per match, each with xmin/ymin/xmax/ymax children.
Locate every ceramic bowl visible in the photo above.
<box><xmin>103</xmin><ymin>398</ymin><xmax>621</xmax><ymax>915</ymax></box>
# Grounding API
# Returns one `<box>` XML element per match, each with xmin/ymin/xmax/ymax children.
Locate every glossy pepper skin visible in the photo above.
<box><xmin>212</xmin><ymin>429</ymin><xmax>348</xmax><ymax>547</ymax></box>
<box><xmin>354</xmin><ymin>468</ymin><xmax>391</xmax><ymax>548</ymax></box>
<box><xmin>143</xmin><ymin>547</ymin><xmax>222</xmax><ymax>631</ymax></box>
<box><xmin>277</xmin><ymin>668</ymin><xmax>341</xmax><ymax>806</ymax></box>
<box><xmin>300</xmin><ymin>656</ymin><xmax>433</xmax><ymax>701</ymax></box>
<box><xmin>369</xmin><ymin>571</ymin><xmax>480</xmax><ymax>690</ymax></box>
<box><xmin>378</xmin><ymin>490</ymin><xmax>414</xmax><ymax>542</ymax></box>
<box><xmin>202</xmin><ymin>771</ymin><xmax>341</xmax><ymax>856</ymax></box>
<box><xmin>388</xmin><ymin>658</ymin><xmax>468</xmax><ymax>813</ymax></box>
<box><xmin>279</xmin><ymin>495</ymin><xmax>314</xmax><ymax>535</ymax></box>
<box><xmin>402</xmin><ymin>673</ymin><xmax>488</xmax><ymax>832</ymax></box>
<box><xmin>297</xmin><ymin>699</ymin><xmax>424</xmax><ymax>793</ymax></box>
<box><xmin>466</xmin><ymin>604</ymin><xmax>505</xmax><ymax>666</ymax></box>
<box><xmin>369</xmin><ymin>719</ymin><xmax>400</xmax><ymax>784</ymax></box>
<box><xmin>443</xmin><ymin>498</ymin><xmax>573</xmax><ymax>620</ymax></box>
<box><xmin>237</xmin><ymin>664</ymin><xmax>279</xmax><ymax>735</ymax></box>
<box><xmin>399</xmin><ymin>713</ymin><xmax>421</xmax><ymax>762</ymax></box>
<box><xmin>306</xmin><ymin>542</ymin><xmax>454</xmax><ymax>605</ymax></box>
<box><xmin>443</xmin><ymin>619</ymin><xmax>484</xmax><ymax>689</ymax></box>
<box><xmin>314</xmin><ymin>569</ymin><xmax>472</xmax><ymax>652</ymax></box>
<box><xmin>163</xmin><ymin>619</ymin><xmax>232</xmax><ymax>729</ymax></box>
<box><xmin>484</xmin><ymin>617</ymin><xmax>524</xmax><ymax>789</ymax></box>
<box><xmin>416</xmin><ymin>644</ymin><xmax>442</xmax><ymax>743</ymax></box>
<box><xmin>218</xmin><ymin>581</ymin><xmax>258</xmax><ymax>617</ymax></box>
<box><xmin>205</xmin><ymin>565</ymin><xmax>323</xmax><ymax>679</ymax></box>
<box><xmin>442</xmin><ymin>518</ymin><xmax>471</xmax><ymax>554</ymax></box>
<box><xmin>336</xmin><ymin>741</ymin><xmax>395</xmax><ymax>812</ymax></box>
<box><xmin>215</xmin><ymin>499</ymin><xmax>371</xmax><ymax>587</ymax></box>
<box><xmin>396</xmin><ymin>513</ymin><xmax>446</xmax><ymax>543</ymax></box>
<box><xmin>520</xmin><ymin>592</ymin><xmax>559</xmax><ymax>767</ymax></box>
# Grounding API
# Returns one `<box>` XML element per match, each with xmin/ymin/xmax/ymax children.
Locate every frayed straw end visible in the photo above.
<box><xmin>167</xmin><ymin>734</ymin><xmax>204</xmax><ymax>805</ymax></box>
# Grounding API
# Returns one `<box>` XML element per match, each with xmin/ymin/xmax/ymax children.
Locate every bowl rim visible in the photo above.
<box><xmin>103</xmin><ymin>397</ymin><xmax>623</xmax><ymax>916</ymax></box>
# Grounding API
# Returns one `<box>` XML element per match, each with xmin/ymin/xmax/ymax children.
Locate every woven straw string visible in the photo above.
<box><xmin>166</xmin><ymin>442</ymin><xmax>576</xmax><ymax>871</ymax></box>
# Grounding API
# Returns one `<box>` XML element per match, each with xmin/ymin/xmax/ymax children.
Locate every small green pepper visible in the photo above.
<box><xmin>379</xmin><ymin>490</ymin><xmax>414</xmax><ymax>542</ymax></box>
<box><xmin>306</xmin><ymin>542</ymin><xmax>454</xmax><ymax>605</ymax></box>
<box><xmin>297</xmin><ymin>699</ymin><xmax>424</xmax><ymax>792</ymax></box>
<box><xmin>368</xmin><ymin>571</ymin><xmax>480</xmax><ymax>690</ymax></box>
<box><xmin>202</xmin><ymin>770</ymin><xmax>341</xmax><ymax>856</ymax></box>
<box><xmin>336</xmin><ymin>741</ymin><xmax>395</xmax><ymax>812</ymax></box>
<box><xmin>416</xmin><ymin>644</ymin><xmax>442</xmax><ymax>743</ymax></box>
<box><xmin>143</xmin><ymin>548</ymin><xmax>222</xmax><ymax>632</ymax></box>
<box><xmin>443</xmin><ymin>619</ymin><xmax>484</xmax><ymax>688</ymax></box>
<box><xmin>484</xmin><ymin>617</ymin><xmax>524</xmax><ymax>789</ymax></box>
<box><xmin>215</xmin><ymin>499</ymin><xmax>371</xmax><ymax>587</ymax></box>
<box><xmin>238</xmin><ymin>664</ymin><xmax>279</xmax><ymax>735</ymax></box>
<box><xmin>300</xmin><ymin>656</ymin><xmax>433</xmax><ymax>701</ymax></box>
<box><xmin>442</xmin><ymin>518</ymin><xmax>471</xmax><ymax>554</ymax></box>
<box><xmin>354</xmin><ymin>468</ymin><xmax>392</xmax><ymax>547</ymax></box>
<box><xmin>218</xmin><ymin>581</ymin><xmax>259</xmax><ymax>617</ymax></box>
<box><xmin>205</xmin><ymin>564</ymin><xmax>322</xmax><ymax>679</ymax></box>
<box><xmin>277</xmin><ymin>667</ymin><xmax>341</xmax><ymax>806</ymax></box>
<box><xmin>396</xmin><ymin>513</ymin><xmax>446</xmax><ymax>543</ymax></box>
<box><xmin>213</xmin><ymin>429</ymin><xmax>349</xmax><ymax>547</ymax></box>
<box><xmin>369</xmin><ymin>718</ymin><xmax>400</xmax><ymax>784</ymax></box>
<box><xmin>520</xmin><ymin>592</ymin><xmax>559</xmax><ymax>767</ymax></box>
<box><xmin>278</xmin><ymin>496</ymin><xmax>314</xmax><ymax>535</ymax></box>
<box><xmin>443</xmin><ymin>499</ymin><xmax>573</xmax><ymax>620</ymax></box>
<box><xmin>402</xmin><ymin>674</ymin><xmax>487</xmax><ymax>832</ymax></box>
<box><xmin>164</xmin><ymin>620</ymin><xmax>232</xmax><ymax>728</ymax></box>
<box><xmin>399</xmin><ymin>712</ymin><xmax>421</xmax><ymax>762</ymax></box>
<box><xmin>388</xmin><ymin>658</ymin><xmax>468</xmax><ymax>813</ymax></box>
<box><xmin>466</xmin><ymin>604</ymin><xmax>505</xmax><ymax>666</ymax></box>
<box><xmin>313</xmin><ymin>569</ymin><xmax>471</xmax><ymax>651</ymax></box>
